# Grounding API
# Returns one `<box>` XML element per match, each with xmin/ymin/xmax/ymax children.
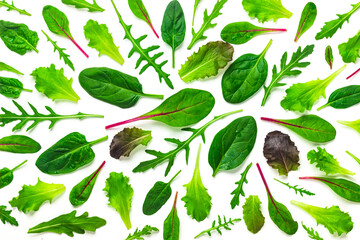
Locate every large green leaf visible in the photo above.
<box><xmin>0</xmin><ymin>135</ymin><xmax>41</xmax><ymax>153</ymax></box>
<box><xmin>242</xmin><ymin>0</ymin><xmax>292</xmax><ymax>23</ymax></box>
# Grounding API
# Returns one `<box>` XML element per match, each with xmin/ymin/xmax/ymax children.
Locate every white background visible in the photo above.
<box><xmin>1</xmin><ymin>0</ymin><xmax>360</xmax><ymax>239</ymax></box>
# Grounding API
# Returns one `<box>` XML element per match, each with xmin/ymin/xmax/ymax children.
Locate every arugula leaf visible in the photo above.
<box><xmin>188</xmin><ymin>0</ymin><xmax>228</xmax><ymax>50</ymax></box>
<box><xmin>339</xmin><ymin>30</ymin><xmax>360</xmax><ymax>63</ymax></box>
<box><xmin>0</xmin><ymin>160</ymin><xmax>27</xmax><ymax>189</ymax></box>
<box><xmin>163</xmin><ymin>192</ymin><xmax>179</xmax><ymax>240</ymax></box>
<box><xmin>128</xmin><ymin>0</ymin><xmax>159</xmax><ymax>38</ymax></box>
<box><xmin>242</xmin><ymin>0</ymin><xmax>292</xmax><ymax>23</ymax></box>
<box><xmin>281</xmin><ymin>65</ymin><xmax>346</xmax><ymax>112</ymax></box>
<box><xmin>318</xmin><ymin>85</ymin><xmax>360</xmax><ymax>110</ymax></box>
<box><xmin>182</xmin><ymin>144</ymin><xmax>212</xmax><ymax>222</ymax></box>
<box><xmin>242</xmin><ymin>195</ymin><xmax>264</xmax><ymax>234</ymax></box>
<box><xmin>0</xmin><ymin>0</ymin><xmax>31</xmax><ymax>16</ymax></box>
<box><xmin>104</xmin><ymin>172</ymin><xmax>133</xmax><ymax>230</ymax></box>
<box><xmin>0</xmin><ymin>76</ymin><xmax>32</xmax><ymax>98</ymax></box>
<box><xmin>9</xmin><ymin>179</ymin><xmax>65</xmax><ymax>213</ymax></box>
<box><xmin>192</xmin><ymin>0</ymin><xmax>202</xmax><ymax>25</ymax></box>
<box><xmin>262</xmin><ymin>45</ymin><xmax>314</xmax><ymax>106</ymax></box>
<box><xmin>294</xmin><ymin>2</ymin><xmax>317</xmax><ymax>42</ymax></box>
<box><xmin>0</xmin><ymin>62</ymin><xmax>23</xmax><ymax>75</ymax></box>
<box><xmin>28</xmin><ymin>211</ymin><xmax>106</xmax><ymax>236</ymax></box>
<box><xmin>0</xmin><ymin>135</ymin><xmax>41</xmax><ymax>153</ymax></box>
<box><xmin>0</xmin><ymin>205</ymin><xmax>18</xmax><ymax>226</ymax></box>
<box><xmin>31</xmin><ymin>64</ymin><xmax>80</xmax><ymax>102</ymax></box>
<box><xmin>110</xmin><ymin>127</ymin><xmax>152</xmax><ymax>159</ymax></box>
<box><xmin>179</xmin><ymin>41</ymin><xmax>233</xmax><ymax>82</ymax></box>
<box><xmin>315</xmin><ymin>2</ymin><xmax>360</xmax><ymax>40</ymax></box>
<box><xmin>126</xmin><ymin>225</ymin><xmax>159</xmax><ymax>240</ymax></box>
<box><xmin>302</xmin><ymin>223</ymin><xmax>324</xmax><ymax>240</ymax></box>
<box><xmin>307</xmin><ymin>147</ymin><xmax>354</xmax><ymax>175</ymax></box>
<box><xmin>274</xmin><ymin>178</ymin><xmax>315</xmax><ymax>197</ymax></box>
<box><xmin>230</xmin><ymin>162</ymin><xmax>252</xmax><ymax>209</ymax></box>
<box><xmin>61</xmin><ymin>0</ymin><xmax>104</xmax><ymax>12</ymax></box>
<box><xmin>291</xmin><ymin>200</ymin><xmax>353</xmax><ymax>235</ymax></box>
<box><xmin>325</xmin><ymin>45</ymin><xmax>333</xmax><ymax>69</ymax></box>
<box><xmin>194</xmin><ymin>215</ymin><xmax>241</xmax><ymax>238</ymax></box>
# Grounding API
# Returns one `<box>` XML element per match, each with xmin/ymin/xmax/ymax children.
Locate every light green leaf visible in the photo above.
<box><xmin>339</xmin><ymin>30</ymin><xmax>360</xmax><ymax>63</ymax></box>
<box><xmin>243</xmin><ymin>195</ymin><xmax>264</xmax><ymax>234</ymax></box>
<box><xmin>0</xmin><ymin>0</ymin><xmax>31</xmax><ymax>16</ymax></box>
<box><xmin>126</xmin><ymin>225</ymin><xmax>159</xmax><ymax>240</ymax></box>
<box><xmin>128</xmin><ymin>0</ymin><xmax>158</xmax><ymax>37</ymax></box>
<box><xmin>242</xmin><ymin>0</ymin><xmax>292</xmax><ymax>23</ymax></box>
<box><xmin>302</xmin><ymin>223</ymin><xmax>324</xmax><ymax>240</ymax></box>
<box><xmin>61</xmin><ymin>0</ymin><xmax>104</xmax><ymax>12</ymax></box>
<box><xmin>339</xmin><ymin>118</ymin><xmax>360</xmax><ymax>134</ymax></box>
<box><xmin>0</xmin><ymin>62</ymin><xmax>23</xmax><ymax>75</ymax></box>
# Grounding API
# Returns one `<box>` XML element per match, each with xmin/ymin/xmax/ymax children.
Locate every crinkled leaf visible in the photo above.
<box><xmin>0</xmin><ymin>76</ymin><xmax>31</xmax><ymax>98</ymax></box>
<box><xmin>0</xmin><ymin>205</ymin><xmax>18</xmax><ymax>226</ymax></box>
<box><xmin>61</xmin><ymin>0</ymin><xmax>104</xmax><ymax>12</ymax></box>
<box><xmin>318</xmin><ymin>85</ymin><xmax>360</xmax><ymax>110</ymax></box>
<box><xmin>230</xmin><ymin>162</ymin><xmax>252</xmax><ymax>209</ymax></box>
<box><xmin>126</xmin><ymin>225</ymin><xmax>159</xmax><ymax>240</ymax></box>
<box><xmin>339</xmin><ymin>30</ymin><xmax>360</xmax><ymax>63</ymax></box>
<box><xmin>294</xmin><ymin>2</ymin><xmax>317</xmax><ymax>42</ymax></box>
<box><xmin>0</xmin><ymin>62</ymin><xmax>23</xmax><ymax>75</ymax></box>
<box><xmin>325</xmin><ymin>45</ymin><xmax>333</xmax><ymax>69</ymax></box>
<box><xmin>242</xmin><ymin>0</ymin><xmax>292</xmax><ymax>23</ymax></box>
<box><xmin>243</xmin><ymin>195</ymin><xmax>264</xmax><ymax>234</ymax></box>
<box><xmin>0</xmin><ymin>135</ymin><xmax>41</xmax><ymax>153</ymax></box>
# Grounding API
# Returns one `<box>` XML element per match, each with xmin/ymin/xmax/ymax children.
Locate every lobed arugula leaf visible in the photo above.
<box><xmin>302</xmin><ymin>223</ymin><xmax>324</xmax><ymax>240</ymax></box>
<box><xmin>61</xmin><ymin>0</ymin><xmax>104</xmax><ymax>12</ymax></box>
<box><xmin>274</xmin><ymin>178</ymin><xmax>315</xmax><ymax>197</ymax></box>
<box><xmin>0</xmin><ymin>0</ymin><xmax>31</xmax><ymax>16</ymax></box>
<box><xmin>230</xmin><ymin>162</ymin><xmax>252</xmax><ymax>209</ymax></box>
<box><xmin>0</xmin><ymin>205</ymin><xmax>18</xmax><ymax>226</ymax></box>
<box><xmin>194</xmin><ymin>215</ymin><xmax>241</xmax><ymax>238</ymax></box>
<box><xmin>126</xmin><ymin>225</ymin><xmax>159</xmax><ymax>240</ymax></box>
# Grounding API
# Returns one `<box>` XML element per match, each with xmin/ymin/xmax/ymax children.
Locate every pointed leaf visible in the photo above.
<box><xmin>163</xmin><ymin>192</ymin><xmax>180</xmax><ymax>240</ymax></box>
<box><xmin>318</xmin><ymin>85</ymin><xmax>360</xmax><ymax>110</ymax></box>
<box><xmin>128</xmin><ymin>0</ymin><xmax>158</xmax><ymax>38</ymax></box>
<box><xmin>243</xmin><ymin>195</ymin><xmax>265</xmax><ymax>234</ymax></box>
<box><xmin>294</xmin><ymin>2</ymin><xmax>317</xmax><ymax>42</ymax></box>
<box><xmin>230</xmin><ymin>162</ymin><xmax>252</xmax><ymax>209</ymax></box>
<box><xmin>0</xmin><ymin>135</ymin><xmax>41</xmax><ymax>153</ymax></box>
<box><xmin>0</xmin><ymin>62</ymin><xmax>23</xmax><ymax>75</ymax></box>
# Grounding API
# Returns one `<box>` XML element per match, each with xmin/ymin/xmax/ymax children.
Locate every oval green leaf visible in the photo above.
<box><xmin>294</xmin><ymin>2</ymin><xmax>317</xmax><ymax>42</ymax></box>
<box><xmin>0</xmin><ymin>135</ymin><xmax>41</xmax><ymax>153</ymax></box>
<box><xmin>0</xmin><ymin>160</ymin><xmax>27</xmax><ymax>189</ymax></box>
<box><xmin>318</xmin><ymin>85</ymin><xmax>360</xmax><ymax>110</ymax></box>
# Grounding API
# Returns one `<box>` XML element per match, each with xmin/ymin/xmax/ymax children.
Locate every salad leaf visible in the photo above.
<box><xmin>69</xmin><ymin>161</ymin><xmax>105</xmax><ymax>206</ymax></box>
<box><xmin>0</xmin><ymin>135</ymin><xmax>41</xmax><ymax>153</ymax></box>
<box><xmin>0</xmin><ymin>0</ymin><xmax>31</xmax><ymax>16</ymax></box>
<box><xmin>339</xmin><ymin>30</ymin><xmax>360</xmax><ymax>63</ymax></box>
<box><xmin>188</xmin><ymin>0</ymin><xmax>228</xmax><ymax>50</ymax></box>
<box><xmin>339</xmin><ymin>118</ymin><xmax>360</xmax><ymax>134</ymax></box>
<box><xmin>36</xmin><ymin>132</ymin><xmax>108</xmax><ymax>174</ymax></box>
<box><xmin>281</xmin><ymin>65</ymin><xmax>346</xmax><ymax>112</ymax></box>
<box><xmin>84</xmin><ymin>20</ymin><xmax>124</xmax><ymax>65</ymax></box>
<box><xmin>126</xmin><ymin>225</ymin><xmax>159</xmax><ymax>240</ymax></box>
<box><xmin>230</xmin><ymin>162</ymin><xmax>252</xmax><ymax>209</ymax></box>
<box><xmin>274</xmin><ymin>178</ymin><xmax>315</xmax><ymax>196</ymax></box>
<box><xmin>28</xmin><ymin>211</ymin><xmax>106</xmax><ymax>236</ymax></box>
<box><xmin>0</xmin><ymin>205</ymin><xmax>18</xmax><ymax>226</ymax></box>
<box><xmin>209</xmin><ymin>116</ymin><xmax>256</xmax><ymax>176</ymax></box>
<box><xmin>242</xmin><ymin>0</ymin><xmax>292</xmax><ymax>23</ymax></box>
<box><xmin>163</xmin><ymin>192</ymin><xmax>179</xmax><ymax>240</ymax></box>
<box><xmin>222</xmin><ymin>39</ymin><xmax>272</xmax><ymax>103</ymax></box>
<box><xmin>263</xmin><ymin>131</ymin><xmax>300</xmax><ymax>176</ymax></box>
<box><xmin>128</xmin><ymin>0</ymin><xmax>159</xmax><ymax>38</ymax></box>
<box><xmin>105</xmin><ymin>88</ymin><xmax>215</xmax><ymax>129</ymax></box>
<box><xmin>291</xmin><ymin>200</ymin><xmax>353</xmax><ymax>235</ymax></box>
<box><xmin>161</xmin><ymin>0</ymin><xmax>186</xmax><ymax>68</ymax></box>
<box><xmin>0</xmin><ymin>160</ymin><xmax>27</xmax><ymax>189</ymax></box>
<box><xmin>31</xmin><ymin>64</ymin><xmax>80</xmax><ymax>102</ymax></box>
<box><xmin>242</xmin><ymin>195</ymin><xmax>264</xmax><ymax>234</ymax></box>
<box><xmin>192</xmin><ymin>0</ymin><xmax>202</xmax><ymax>25</ymax></box>
<box><xmin>0</xmin><ymin>62</ymin><xmax>23</xmax><ymax>75</ymax></box>
<box><xmin>325</xmin><ymin>45</ymin><xmax>333</xmax><ymax>69</ymax></box>
<box><xmin>194</xmin><ymin>215</ymin><xmax>241</xmax><ymax>238</ymax></box>
<box><xmin>294</xmin><ymin>2</ymin><xmax>317</xmax><ymax>42</ymax></box>
<box><xmin>318</xmin><ymin>85</ymin><xmax>360</xmax><ymax>110</ymax></box>
<box><xmin>346</xmin><ymin>150</ymin><xmax>360</xmax><ymax>165</ymax></box>
<box><xmin>110</xmin><ymin>127</ymin><xmax>152</xmax><ymax>159</ymax></box>
<box><xmin>9</xmin><ymin>179</ymin><xmax>65</xmax><ymax>213</ymax></box>
<box><xmin>302</xmin><ymin>223</ymin><xmax>324</xmax><ymax>240</ymax></box>
<box><xmin>104</xmin><ymin>172</ymin><xmax>133</xmax><ymax>230</ymax></box>
<box><xmin>61</xmin><ymin>0</ymin><xmax>104</xmax><ymax>12</ymax></box>
<box><xmin>0</xmin><ymin>76</ymin><xmax>32</xmax><ymax>98</ymax></box>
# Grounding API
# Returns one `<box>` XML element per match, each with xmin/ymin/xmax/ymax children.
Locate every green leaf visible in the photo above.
<box><xmin>126</xmin><ymin>225</ymin><xmax>159</xmax><ymax>240</ymax></box>
<box><xmin>230</xmin><ymin>162</ymin><xmax>252</xmax><ymax>209</ymax></box>
<box><xmin>0</xmin><ymin>0</ymin><xmax>31</xmax><ymax>16</ymax></box>
<box><xmin>61</xmin><ymin>0</ymin><xmax>104</xmax><ymax>12</ymax></box>
<box><xmin>242</xmin><ymin>0</ymin><xmax>292</xmax><ymax>23</ymax></box>
<box><xmin>110</xmin><ymin>0</ymin><xmax>173</xmax><ymax>89</ymax></box>
<box><xmin>0</xmin><ymin>100</ymin><xmax>103</xmax><ymax>132</ymax></box>
<box><xmin>42</xmin><ymin>30</ymin><xmax>74</xmax><ymax>71</ymax></box>
<box><xmin>315</xmin><ymin>2</ymin><xmax>360</xmax><ymax>40</ymax></box>
<box><xmin>28</xmin><ymin>211</ymin><xmax>106</xmax><ymax>236</ymax></box>
<box><xmin>179</xmin><ymin>41</ymin><xmax>234</xmax><ymax>82</ymax></box>
<box><xmin>318</xmin><ymin>85</ymin><xmax>360</xmax><ymax>110</ymax></box>
<box><xmin>69</xmin><ymin>161</ymin><xmax>105</xmax><ymax>206</ymax></box>
<box><xmin>291</xmin><ymin>200</ymin><xmax>353</xmax><ymax>235</ymax></box>
<box><xmin>9</xmin><ymin>179</ymin><xmax>65</xmax><ymax>213</ymax></box>
<box><xmin>110</xmin><ymin>127</ymin><xmax>152</xmax><ymax>159</ymax></box>
<box><xmin>339</xmin><ymin>118</ymin><xmax>360</xmax><ymax>134</ymax></box>
<box><xmin>302</xmin><ymin>223</ymin><xmax>324</xmax><ymax>240</ymax></box>
<box><xmin>339</xmin><ymin>30</ymin><xmax>360</xmax><ymax>63</ymax></box>
<box><xmin>194</xmin><ymin>215</ymin><xmax>241</xmax><ymax>238</ymax></box>
<box><xmin>325</xmin><ymin>45</ymin><xmax>333</xmax><ymax>69</ymax></box>
<box><xmin>0</xmin><ymin>20</ymin><xmax>39</xmax><ymax>55</ymax></box>
<box><xmin>133</xmin><ymin>109</ymin><xmax>243</xmax><ymax>176</ymax></box>
<box><xmin>182</xmin><ymin>144</ymin><xmax>211</xmax><ymax>222</ymax></box>
<box><xmin>79</xmin><ymin>67</ymin><xmax>163</xmax><ymax>109</ymax></box>
<box><xmin>261</xmin><ymin>115</ymin><xmax>336</xmax><ymax>143</ymax></box>
<box><xmin>274</xmin><ymin>178</ymin><xmax>315</xmax><ymax>197</ymax></box>
<box><xmin>0</xmin><ymin>76</ymin><xmax>32</xmax><ymax>98</ymax></box>
<box><xmin>0</xmin><ymin>62</ymin><xmax>23</xmax><ymax>75</ymax></box>
<box><xmin>104</xmin><ymin>172</ymin><xmax>133</xmax><ymax>230</ymax></box>
<box><xmin>0</xmin><ymin>205</ymin><xmax>18</xmax><ymax>226</ymax></box>
<box><xmin>188</xmin><ymin>0</ymin><xmax>228</xmax><ymax>50</ymax></box>
<box><xmin>163</xmin><ymin>192</ymin><xmax>180</xmax><ymax>240</ymax></box>
<box><xmin>128</xmin><ymin>0</ymin><xmax>159</xmax><ymax>38</ymax></box>
<box><xmin>84</xmin><ymin>20</ymin><xmax>124</xmax><ymax>65</ymax></box>
<box><xmin>36</xmin><ymin>132</ymin><xmax>107</xmax><ymax>174</ymax></box>
<box><xmin>294</xmin><ymin>2</ymin><xmax>317</xmax><ymax>42</ymax></box>
<box><xmin>281</xmin><ymin>65</ymin><xmax>346</xmax><ymax>112</ymax></box>
<box><xmin>31</xmin><ymin>64</ymin><xmax>80</xmax><ymax>102</ymax></box>
<box><xmin>209</xmin><ymin>116</ymin><xmax>256</xmax><ymax>176</ymax></box>
<box><xmin>242</xmin><ymin>195</ymin><xmax>264</xmax><ymax>234</ymax></box>
<box><xmin>106</xmin><ymin>88</ymin><xmax>215</xmax><ymax>129</ymax></box>
<box><xmin>143</xmin><ymin>170</ymin><xmax>181</xmax><ymax>216</ymax></box>
<box><xmin>161</xmin><ymin>0</ymin><xmax>186</xmax><ymax>68</ymax></box>
<box><xmin>221</xmin><ymin>21</ymin><xmax>286</xmax><ymax>45</ymax></box>
<box><xmin>262</xmin><ymin>45</ymin><xmax>314</xmax><ymax>106</ymax></box>
<box><xmin>307</xmin><ymin>147</ymin><xmax>354</xmax><ymax>175</ymax></box>
<box><xmin>222</xmin><ymin>39</ymin><xmax>272</xmax><ymax>103</ymax></box>
<box><xmin>0</xmin><ymin>135</ymin><xmax>41</xmax><ymax>153</ymax></box>
<box><xmin>192</xmin><ymin>0</ymin><xmax>202</xmax><ymax>25</ymax></box>
<box><xmin>0</xmin><ymin>160</ymin><xmax>27</xmax><ymax>189</ymax></box>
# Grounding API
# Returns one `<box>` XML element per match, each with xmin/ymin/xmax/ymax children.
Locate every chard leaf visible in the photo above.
<box><xmin>302</xmin><ymin>223</ymin><xmax>324</xmax><ymax>240</ymax></box>
<box><xmin>179</xmin><ymin>41</ymin><xmax>233</xmax><ymax>82</ymax></box>
<box><xmin>126</xmin><ymin>225</ymin><xmax>159</xmax><ymax>240</ymax></box>
<box><xmin>31</xmin><ymin>64</ymin><xmax>80</xmax><ymax>102</ymax></box>
<box><xmin>128</xmin><ymin>0</ymin><xmax>159</xmax><ymax>38</ymax></box>
<box><xmin>318</xmin><ymin>85</ymin><xmax>360</xmax><ymax>110</ymax></box>
<box><xmin>28</xmin><ymin>211</ymin><xmax>106</xmax><ymax>236</ymax></box>
<box><xmin>291</xmin><ymin>200</ymin><xmax>353</xmax><ymax>235</ymax></box>
<box><xmin>339</xmin><ymin>118</ymin><xmax>360</xmax><ymax>134</ymax></box>
<box><xmin>281</xmin><ymin>65</ymin><xmax>346</xmax><ymax>112</ymax></box>
<box><xmin>294</xmin><ymin>2</ymin><xmax>317</xmax><ymax>42</ymax></box>
<box><xmin>0</xmin><ymin>205</ymin><xmax>18</xmax><ymax>226</ymax></box>
<box><xmin>263</xmin><ymin>131</ymin><xmax>300</xmax><ymax>176</ymax></box>
<box><xmin>104</xmin><ymin>172</ymin><xmax>133</xmax><ymax>230</ymax></box>
<box><xmin>9</xmin><ymin>179</ymin><xmax>65</xmax><ymax>213</ymax></box>
<box><xmin>0</xmin><ymin>135</ymin><xmax>41</xmax><ymax>153</ymax></box>
<box><xmin>194</xmin><ymin>215</ymin><xmax>241</xmax><ymax>238</ymax></box>
<box><xmin>307</xmin><ymin>147</ymin><xmax>354</xmax><ymax>175</ymax></box>
<box><xmin>0</xmin><ymin>76</ymin><xmax>32</xmax><ymax>98</ymax></box>
<box><xmin>243</xmin><ymin>195</ymin><xmax>264</xmax><ymax>234</ymax></box>
<box><xmin>61</xmin><ymin>0</ymin><xmax>104</xmax><ymax>12</ymax></box>
<box><xmin>84</xmin><ymin>20</ymin><xmax>124</xmax><ymax>65</ymax></box>
<box><xmin>0</xmin><ymin>0</ymin><xmax>31</xmax><ymax>16</ymax></box>
<box><xmin>0</xmin><ymin>160</ymin><xmax>27</xmax><ymax>189</ymax></box>
<box><xmin>325</xmin><ymin>45</ymin><xmax>333</xmax><ymax>69</ymax></box>
<box><xmin>0</xmin><ymin>62</ymin><xmax>23</xmax><ymax>75</ymax></box>
<box><xmin>163</xmin><ymin>192</ymin><xmax>179</xmax><ymax>240</ymax></box>
<box><xmin>230</xmin><ymin>162</ymin><xmax>252</xmax><ymax>209</ymax></box>
<box><xmin>110</xmin><ymin>127</ymin><xmax>152</xmax><ymax>159</ymax></box>
<box><xmin>182</xmin><ymin>144</ymin><xmax>212</xmax><ymax>222</ymax></box>
<box><xmin>339</xmin><ymin>30</ymin><xmax>360</xmax><ymax>63</ymax></box>
<box><xmin>242</xmin><ymin>0</ymin><xmax>292</xmax><ymax>23</ymax></box>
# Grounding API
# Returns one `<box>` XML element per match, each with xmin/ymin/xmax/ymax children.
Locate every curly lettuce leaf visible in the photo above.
<box><xmin>339</xmin><ymin>30</ymin><xmax>360</xmax><ymax>63</ymax></box>
<box><xmin>243</xmin><ymin>195</ymin><xmax>265</xmax><ymax>234</ymax></box>
<box><xmin>242</xmin><ymin>0</ymin><xmax>292</xmax><ymax>23</ymax></box>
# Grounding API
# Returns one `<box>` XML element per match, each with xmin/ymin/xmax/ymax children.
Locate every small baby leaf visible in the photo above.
<box><xmin>243</xmin><ymin>195</ymin><xmax>265</xmax><ymax>234</ymax></box>
<box><xmin>294</xmin><ymin>2</ymin><xmax>317</xmax><ymax>42</ymax></box>
<box><xmin>0</xmin><ymin>205</ymin><xmax>18</xmax><ymax>226</ymax></box>
<box><xmin>325</xmin><ymin>45</ymin><xmax>333</xmax><ymax>69</ymax></box>
<box><xmin>274</xmin><ymin>178</ymin><xmax>315</xmax><ymax>197</ymax></box>
<box><xmin>163</xmin><ymin>192</ymin><xmax>180</xmax><ymax>240</ymax></box>
<box><xmin>0</xmin><ymin>135</ymin><xmax>41</xmax><ymax>153</ymax></box>
<box><xmin>318</xmin><ymin>85</ymin><xmax>360</xmax><ymax>110</ymax></box>
<box><xmin>128</xmin><ymin>0</ymin><xmax>159</xmax><ymax>38</ymax></box>
<box><xmin>302</xmin><ymin>223</ymin><xmax>324</xmax><ymax>240</ymax></box>
<box><xmin>126</xmin><ymin>225</ymin><xmax>159</xmax><ymax>240</ymax></box>
<box><xmin>0</xmin><ymin>76</ymin><xmax>32</xmax><ymax>98</ymax></box>
<box><xmin>339</xmin><ymin>118</ymin><xmax>360</xmax><ymax>134</ymax></box>
<box><xmin>0</xmin><ymin>160</ymin><xmax>27</xmax><ymax>189</ymax></box>
<box><xmin>230</xmin><ymin>162</ymin><xmax>252</xmax><ymax>209</ymax></box>
<box><xmin>0</xmin><ymin>62</ymin><xmax>23</xmax><ymax>75</ymax></box>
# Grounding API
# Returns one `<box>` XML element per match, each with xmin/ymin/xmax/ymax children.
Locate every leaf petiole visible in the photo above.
<box><xmin>11</xmin><ymin>160</ymin><xmax>27</xmax><ymax>172</ymax></box>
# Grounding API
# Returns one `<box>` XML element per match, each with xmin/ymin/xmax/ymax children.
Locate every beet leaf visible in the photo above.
<box><xmin>128</xmin><ymin>0</ymin><xmax>159</xmax><ymax>38</ymax></box>
<box><xmin>294</xmin><ymin>2</ymin><xmax>317</xmax><ymax>42</ymax></box>
<box><xmin>325</xmin><ymin>45</ymin><xmax>333</xmax><ymax>69</ymax></box>
<box><xmin>163</xmin><ymin>192</ymin><xmax>179</xmax><ymax>240</ymax></box>
<box><xmin>0</xmin><ymin>135</ymin><xmax>41</xmax><ymax>153</ymax></box>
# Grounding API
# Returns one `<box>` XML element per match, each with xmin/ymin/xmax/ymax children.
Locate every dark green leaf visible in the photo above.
<box><xmin>0</xmin><ymin>135</ymin><xmax>41</xmax><ymax>153</ymax></box>
<box><xmin>294</xmin><ymin>2</ymin><xmax>317</xmax><ymax>42</ymax></box>
<box><xmin>61</xmin><ymin>0</ymin><xmax>104</xmax><ymax>12</ymax></box>
<box><xmin>0</xmin><ymin>62</ymin><xmax>23</xmax><ymax>75</ymax></box>
<box><xmin>0</xmin><ymin>160</ymin><xmax>27</xmax><ymax>189</ymax></box>
<box><xmin>318</xmin><ymin>85</ymin><xmax>360</xmax><ymax>110</ymax></box>
<box><xmin>126</xmin><ymin>225</ymin><xmax>159</xmax><ymax>240</ymax></box>
<box><xmin>230</xmin><ymin>162</ymin><xmax>252</xmax><ymax>209</ymax></box>
<box><xmin>325</xmin><ymin>45</ymin><xmax>333</xmax><ymax>69</ymax></box>
<box><xmin>0</xmin><ymin>205</ymin><xmax>18</xmax><ymax>226</ymax></box>
<box><xmin>242</xmin><ymin>195</ymin><xmax>264</xmax><ymax>234</ymax></box>
<box><xmin>0</xmin><ymin>76</ymin><xmax>32</xmax><ymax>98</ymax></box>
<box><xmin>163</xmin><ymin>192</ymin><xmax>180</xmax><ymax>240</ymax></box>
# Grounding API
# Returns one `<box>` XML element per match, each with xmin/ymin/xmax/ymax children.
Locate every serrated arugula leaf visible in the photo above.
<box><xmin>302</xmin><ymin>223</ymin><xmax>324</xmax><ymax>240</ymax></box>
<box><xmin>0</xmin><ymin>0</ymin><xmax>31</xmax><ymax>16</ymax></box>
<box><xmin>195</xmin><ymin>215</ymin><xmax>241</xmax><ymax>238</ymax></box>
<box><xmin>0</xmin><ymin>62</ymin><xmax>23</xmax><ymax>75</ymax></box>
<box><xmin>242</xmin><ymin>195</ymin><xmax>264</xmax><ymax>234</ymax></box>
<box><xmin>126</xmin><ymin>225</ymin><xmax>159</xmax><ymax>240</ymax></box>
<box><xmin>230</xmin><ymin>162</ymin><xmax>252</xmax><ymax>209</ymax></box>
<box><xmin>61</xmin><ymin>0</ymin><xmax>104</xmax><ymax>12</ymax></box>
<box><xmin>242</xmin><ymin>0</ymin><xmax>292</xmax><ymax>23</ymax></box>
<box><xmin>325</xmin><ymin>45</ymin><xmax>333</xmax><ymax>69</ymax></box>
<box><xmin>339</xmin><ymin>30</ymin><xmax>360</xmax><ymax>63</ymax></box>
<box><xmin>274</xmin><ymin>178</ymin><xmax>315</xmax><ymax>197</ymax></box>
<box><xmin>0</xmin><ymin>205</ymin><xmax>18</xmax><ymax>226</ymax></box>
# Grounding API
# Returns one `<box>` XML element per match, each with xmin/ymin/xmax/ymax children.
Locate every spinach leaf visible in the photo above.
<box><xmin>126</xmin><ymin>225</ymin><xmax>159</xmax><ymax>240</ymax></box>
<box><xmin>339</xmin><ymin>30</ymin><xmax>360</xmax><ymax>63</ymax></box>
<box><xmin>222</xmin><ymin>39</ymin><xmax>271</xmax><ymax>103</ymax></box>
<box><xmin>0</xmin><ymin>205</ymin><xmax>18</xmax><ymax>226</ymax></box>
<box><xmin>194</xmin><ymin>215</ymin><xmax>241</xmax><ymax>238</ymax></box>
<box><xmin>179</xmin><ymin>41</ymin><xmax>234</xmax><ymax>82</ymax></box>
<box><xmin>209</xmin><ymin>116</ymin><xmax>256</xmax><ymax>176</ymax></box>
<box><xmin>161</xmin><ymin>0</ymin><xmax>186</xmax><ymax>68</ymax></box>
<box><xmin>69</xmin><ymin>161</ymin><xmax>105</xmax><ymax>206</ymax></box>
<box><xmin>128</xmin><ymin>0</ymin><xmax>159</xmax><ymax>38</ymax></box>
<box><xmin>105</xmin><ymin>88</ymin><xmax>215</xmax><ymax>129</ymax></box>
<box><xmin>0</xmin><ymin>0</ymin><xmax>31</xmax><ymax>16</ymax></box>
<box><xmin>61</xmin><ymin>0</ymin><xmax>104</xmax><ymax>12</ymax></box>
<box><xmin>318</xmin><ymin>85</ymin><xmax>360</xmax><ymax>110</ymax></box>
<box><xmin>242</xmin><ymin>0</ymin><xmax>292</xmax><ymax>23</ymax></box>
<box><xmin>0</xmin><ymin>76</ymin><xmax>32</xmax><ymax>98</ymax></box>
<box><xmin>143</xmin><ymin>170</ymin><xmax>181</xmax><ymax>215</ymax></box>
<box><xmin>230</xmin><ymin>162</ymin><xmax>252</xmax><ymax>209</ymax></box>
<box><xmin>0</xmin><ymin>135</ymin><xmax>41</xmax><ymax>153</ymax></box>
<box><xmin>242</xmin><ymin>195</ymin><xmax>265</xmax><ymax>234</ymax></box>
<box><xmin>325</xmin><ymin>45</ymin><xmax>333</xmax><ymax>69</ymax></box>
<box><xmin>339</xmin><ymin>118</ymin><xmax>360</xmax><ymax>134</ymax></box>
<box><xmin>294</xmin><ymin>2</ymin><xmax>317</xmax><ymax>42</ymax></box>
<box><xmin>0</xmin><ymin>62</ymin><xmax>23</xmax><ymax>75</ymax></box>
<box><xmin>163</xmin><ymin>192</ymin><xmax>179</xmax><ymax>240</ymax></box>
<box><xmin>36</xmin><ymin>132</ymin><xmax>108</xmax><ymax>174</ymax></box>
<box><xmin>0</xmin><ymin>160</ymin><xmax>27</xmax><ymax>189</ymax></box>
<box><xmin>261</xmin><ymin>115</ymin><xmax>336</xmax><ymax>143</ymax></box>
<box><xmin>79</xmin><ymin>67</ymin><xmax>163</xmax><ymax>109</ymax></box>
